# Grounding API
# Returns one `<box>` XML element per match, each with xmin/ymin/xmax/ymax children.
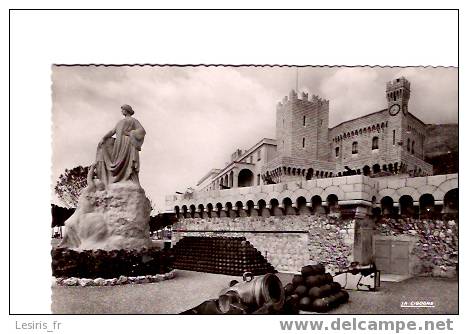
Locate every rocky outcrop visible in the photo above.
<box><xmin>60</xmin><ymin>181</ymin><xmax>152</xmax><ymax>251</ymax></box>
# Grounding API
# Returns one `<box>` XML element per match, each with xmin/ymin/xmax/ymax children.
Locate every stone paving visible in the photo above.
<box><xmin>51</xmin><ymin>270</ymin><xmax>458</xmax><ymax>314</ymax></box>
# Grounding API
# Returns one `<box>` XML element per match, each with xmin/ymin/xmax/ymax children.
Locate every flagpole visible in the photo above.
<box><xmin>296</xmin><ymin>67</ymin><xmax>299</xmax><ymax>92</ymax></box>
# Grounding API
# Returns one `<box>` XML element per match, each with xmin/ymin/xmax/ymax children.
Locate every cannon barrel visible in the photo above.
<box><xmin>219</xmin><ymin>272</ymin><xmax>285</xmax><ymax>312</ymax></box>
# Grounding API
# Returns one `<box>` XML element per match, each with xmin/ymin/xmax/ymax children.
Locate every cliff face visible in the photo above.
<box><xmin>425</xmin><ymin>124</ymin><xmax>458</xmax><ymax>175</ymax></box>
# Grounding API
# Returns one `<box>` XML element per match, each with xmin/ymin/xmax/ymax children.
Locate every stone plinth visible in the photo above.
<box><xmin>60</xmin><ymin>181</ymin><xmax>152</xmax><ymax>251</ymax></box>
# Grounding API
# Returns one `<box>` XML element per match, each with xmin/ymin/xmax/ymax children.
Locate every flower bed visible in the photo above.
<box><xmin>52</xmin><ymin>270</ymin><xmax>177</xmax><ymax>287</ymax></box>
<box><xmin>51</xmin><ymin>247</ymin><xmax>174</xmax><ymax>279</ymax></box>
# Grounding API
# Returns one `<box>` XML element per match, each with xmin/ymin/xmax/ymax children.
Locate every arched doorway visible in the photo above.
<box><xmin>258</xmin><ymin>199</ymin><xmax>268</xmax><ymax>217</ymax></box>
<box><xmin>326</xmin><ymin>194</ymin><xmax>339</xmax><ymax>214</ymax></box>
<box><xmin>270</xmin><ymin>198</ymin><xmax>282</xmax><ymax>216</ymax></box>
<box><xmin>207</xmin><ymin>203</ymin><xmax>214</xmax><ymax>218</ymax></box>
<box><xmin>235</xmin><ymin>201</ymin><xmax>246</xmax><ymax>217</ymax></box>
<box><xmin>238</xmin><ymin>169</ymin><xmax>254</xmax><ymax>187</ymax></box>
<box><xmin>443</xmin><ymin>189</ymin><xmax>458</xmax><ymax>214</ymax></box>
<box><xmin>283</xmin><ymin>197</ymin><xmax>295</xmax><ymax>215</ymax></box>
<box><xmin>246</xmin><ymin>200</ymin><xmax>256</xmax><ymax>216</ymax></box>
<box><xmin>399</xmin><ymin>195</ymin><xmax>414</xmax><ymax>217</ymax></box>
<box><xmin>311</xmin><ymin>195</ymin><xmax>324</xmax><ymax>214</ymax></box>
<box><xmin>363</xmin><ymin>165</ymin><xmax>371</xmax><ymax>176</ymax></box>
<box><xmin>182</xmin><ymin>205</ymin><xmax>188</xmax><ymax>218</ymax></box>
<box><xmin>174</xmin><ymin>206</ymin><xmax>181</xmax><ymax>219</ymax></box>
<box><xmin>226</xmin><ymin>202</ymin><xmax>236</xmax><ymax>218</ymax></box>
<box><xmin>296</xmin><ymin>196</ymin><xmax>310</xmax><ymax>215</ymax></box>
<box><xmin>419</xmin><ymin>194</ymin><xmax>435</xmax><ymax>218</ymax></box>
<box><xmin>198</xmin><ymin>204</ymin><xmax>205</xmax><ymax>218</ymax></box>
<box><xmin>381</xmin><ymin>196</ymin><xmax>394</xmax><ymax>216</ymax></box>
<box><xmin>372</xmin><ymin>164</ymin><xmax>381</xmax><ymax>174</ymax></box>
<box><xmin>189</xmin><ymin>204</ymin><xmax>197</xmax><ymax>218</ymax></box>
<box><xmin>216</xmin><ymin>202</ymin><xmax>225</xmax><ymax>218</ymax></box>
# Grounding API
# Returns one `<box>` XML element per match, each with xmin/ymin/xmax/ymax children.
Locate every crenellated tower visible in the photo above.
<box><xmin>276</xmin><ymin>90</ymin><xmax>330</xmax><ymax>161</ymax></box>
<box><xmin>386</xmin><ymin>77</ymin><xmax>410</xmax><ymax>116</ymax></box>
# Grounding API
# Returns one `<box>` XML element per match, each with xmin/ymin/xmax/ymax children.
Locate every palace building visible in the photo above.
<box><xmin>194</xmin><ymin>77</ymin><xmax>433</xmax><ymax>193</ymax></box>
<box><xmin>164</xmin><ymin>76</ymin><xmax>458</xmax><ymax>278</ymax></box>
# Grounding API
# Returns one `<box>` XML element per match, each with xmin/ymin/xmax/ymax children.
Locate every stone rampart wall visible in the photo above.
<box><xmin>172</xmin><ymin>216</ymin><xmax>354</xmax><ymax>273</ymax></box>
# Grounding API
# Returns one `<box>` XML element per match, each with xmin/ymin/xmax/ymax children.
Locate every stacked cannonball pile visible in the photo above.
<box><xmin>51</xmin><ymin>247</ymin><xmax>174</xmax><ymax>279</ymax></box>
<box><xmin>283</xmin><ymin>264</ymin><xmax>349</xmax><ymax>313</ymax></box>
<box><xmin>172</xmin><ymin>236</ymin><xmax>276</xmax><ymax>276</ymax></box>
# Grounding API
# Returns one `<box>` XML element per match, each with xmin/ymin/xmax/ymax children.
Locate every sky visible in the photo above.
<box><xmin>51</xmin><ymin>66</ymin><xmax>458</xmax><ymax>212</ymax></box>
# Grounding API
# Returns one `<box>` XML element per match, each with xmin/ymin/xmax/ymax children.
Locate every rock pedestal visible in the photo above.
<box><xmin>60</xmin><ymin>181</ymin><xmax>152</xmax><ymax>251</ymax></box>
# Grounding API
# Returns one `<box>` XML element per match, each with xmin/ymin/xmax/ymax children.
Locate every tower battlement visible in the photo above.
<box><xmin>276</xmin><ymin>90</ymin><xmax>329</xmax><ymax>109</ymax></box>
<box><xmin>386</xmin><ymin>77</ymin><xmax>411</xmax><ymax>91</ymax></box>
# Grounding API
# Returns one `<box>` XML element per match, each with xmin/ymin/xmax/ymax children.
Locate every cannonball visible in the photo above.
<box><xmin>301</xmin><ymin>265</ymin><xmax>315</xmax><ymax>277</ymax></box>
<box><xmin>292</xmin><ymin>274</ymin><xmax>304</xmax><ymax>287</ymax></box>
<box><xmin>313</xmin><ymin>264</ymin><xmax>326</xmax><ymax>275</ymax></box>
<box><xmin>311</xmin><ymin>298</ymin><xmax>329</xmax><ymax>313</ymax></box>
<box><xmin>327</xmin><ymin>293</ymin><xmax>341</xmax><ymax>308</ymax></box>
<box><xmin>298</xmin><ymin>296</ymin><xmax>312</xmax><ymax>311</ymax></box>
<box><xmin>340</xmin><ymin>290</ymin><xmax>350</xmax><ymax>303</ymax></box>
<box><xmin>294</xmin><ymin>285</ymin><xmax>308</xmax><ymax>297</ymax></box>
<box><xmin>308</xmin><ymin>286</ymin><xmax>321</xmax><ymax>299</ymax></box>
<box><xmin>330</xmin><ymin>282</ymin><xmax>342</xmax><ymax>293</ymax></box>
<box><xmin>323</xmin><ymin>273</ymin><xmax>333</xmax><ymax>284</ymax></box>
<box><xmin>319</xmin><ymin>284</ymin><xmax>332</xmax><ymax>297</ymax></box>
<box><xmin>284</xmin><ymin>294</ymin><xmax>300</xmax><ymax>315</ymax></box>
<box><xmin>305</xmin><ymin>275</ymin><xmax>321</xmax><ymax>287</ymax></box>
<box><xmin>284</xmin><ymin>283</ymin><xmax>295</xmax><ymax>296</ymax></box>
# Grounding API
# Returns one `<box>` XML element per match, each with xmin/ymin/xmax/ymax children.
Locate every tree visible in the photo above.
<box><xmin>54</xmin><ymin>165</ymin><xmax>90</xmax><ymax>208</ymax></box>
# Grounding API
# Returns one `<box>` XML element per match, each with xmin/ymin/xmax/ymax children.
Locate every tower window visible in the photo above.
<box><xmin>407</xmin><ymin>138</ymin><xmax>410</xmax><ymax>152</ymax></box>
<box><xmin>320</xmin><ymin>120</ymin><xmax>323</xmax><ymax>127</ymax></box>
<box><xmin>393</xmin><ymin>130</ymin><xmax>396</xmax><ymax>145</ymax></box>
<box><xmin>302</xmin><ymin>137</ymin><xmax>305</xmax><ymax>148</ymax></box>
<box><xmin>411</xmin><ymin>140</ymin><xmax>415</xmax><ymax>154</ymax></box>
<box><xmin>372</xmin><ymin>137</ymin><xmax>379</xmax><ymax>150</ymax></box>
<box><xmin>303</xmin><ymin>115</ymin><xmax>306</xmax><ymax>126</ymax></box>
<box><xmin>335</xmin><ymin>147</ymin><xmax>340</xmax><ymax>157</ymax></box>
<box><xmin>352</xmin><ymin>141</ymin><xmax>358</xmax><ymax>154</ymax></box>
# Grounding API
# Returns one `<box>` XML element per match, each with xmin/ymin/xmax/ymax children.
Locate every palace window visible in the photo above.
<box><xmin>393</xmin><ymin>130</ymin><xmax>396</xmax><ymax>145</ymax></box>
<box><xmin>335</xmin><ymin>147</ymin><xmax>340</xmax><ymax>157</ymax></box>
<box><xmin>257</xmin><ymin>174</ymin><xmax>261</xmax><ymax>185</ymax></box>
<box><xmin>411</xmin><ymin>141</ymin><xmax>415</xmax><ymax>154</ymax></box>
<box><xmin>352</xmin><ymin>141</ymin><xmax>358</xmax><ymax>154</ymax></box>
<box><xmin>407</xmin><ymin>138</ymin><xmax>410</xmax><ymax>152</ymax></box>
<box><xmin>302</xmin><ymin>137</ymin><xmax>305</xmax><ymax>148</ymax></box>
<box><xmin>372</xmin><ymin>137</ymin><xmax>379</xmax><ymax>150</ymax></box>
<box><xmin>303</xmin><ymin>115</ymin><xmax>306</xmax><ymax>126</ymax></box>
<box><xmin>257</xmin><ymin>149</ymin><xmax>261</xmax><ymax>161</ymax></box>
<box><xmin>250</xmin><ymin>155</ymin><xmax>253</xmax><ymax>163</ymax></box>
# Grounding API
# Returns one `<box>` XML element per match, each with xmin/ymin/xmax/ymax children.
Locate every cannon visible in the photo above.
<box><xmin>181</xmin><ymin>272</ymin><xmax>285</xmax><ymax>314</ymax></box>
<box><xmin>333</xmin><ymin>262</ymin><xmax>380</xmax><ymax>291</ymax></box>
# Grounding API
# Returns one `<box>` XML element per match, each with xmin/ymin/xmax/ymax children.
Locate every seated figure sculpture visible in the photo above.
<box><xmin>60</xmin><ymin>105</ymin><xmax>152</xmax><ymax>251</ymax></box>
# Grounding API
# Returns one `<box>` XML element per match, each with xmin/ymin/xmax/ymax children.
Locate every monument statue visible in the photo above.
<box><xmin>60</xmin><ymin>105</ymin><xmax>152</xmax><ymax>251</ymax></box>
<box><xmin>96</xmin><ymin>104</ymin><xmax>146</xmax><ymax>185</ymax></box>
